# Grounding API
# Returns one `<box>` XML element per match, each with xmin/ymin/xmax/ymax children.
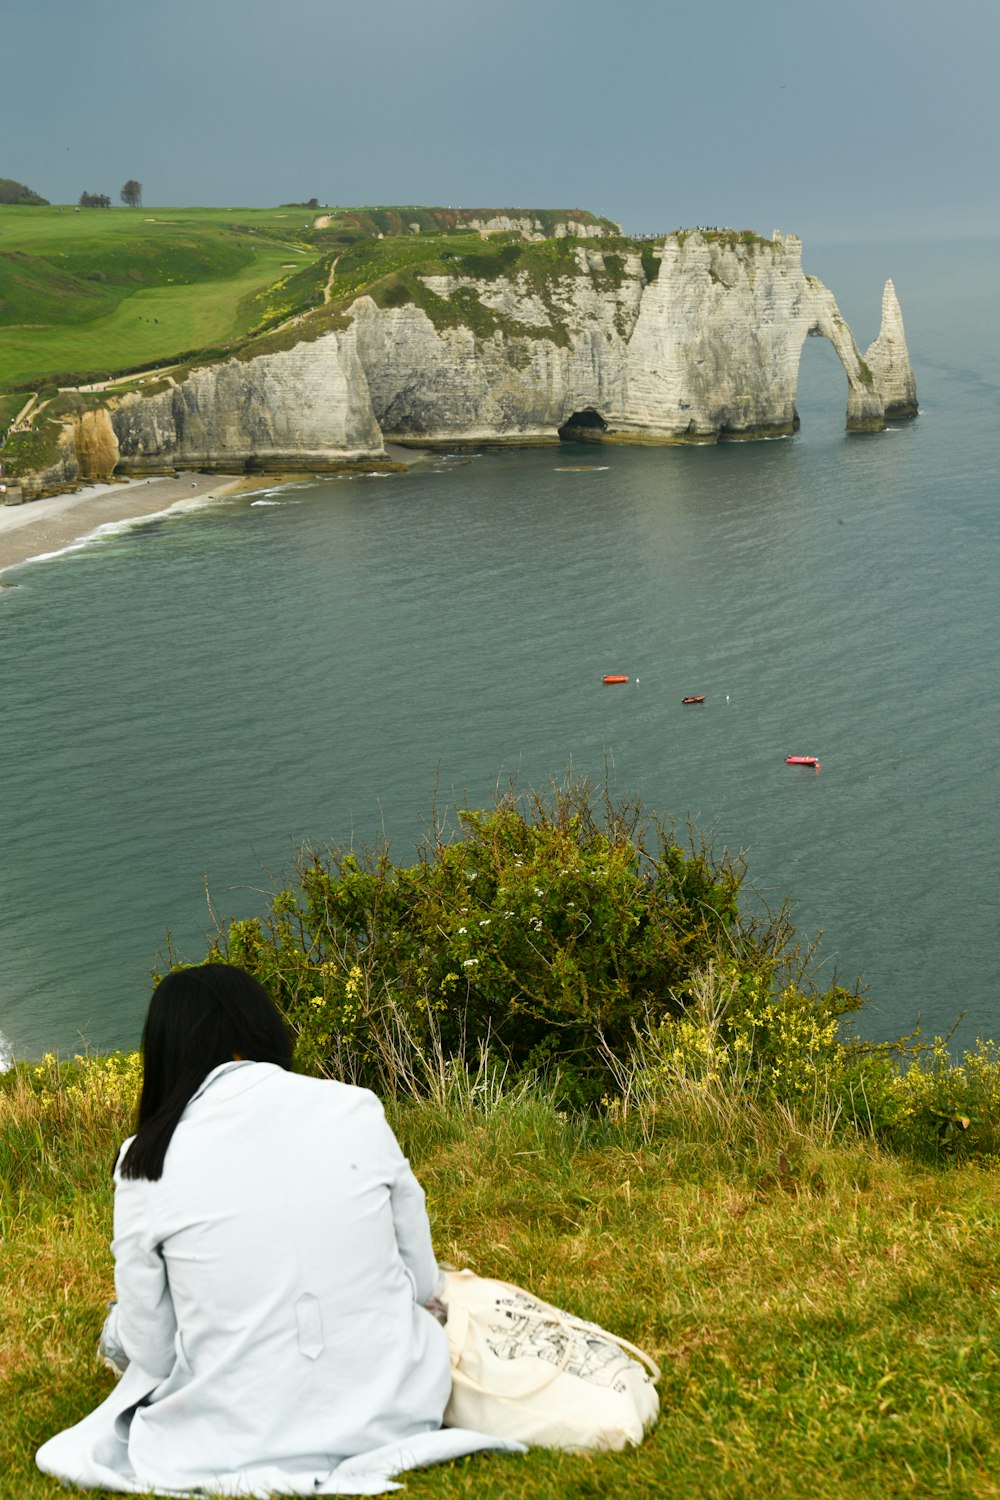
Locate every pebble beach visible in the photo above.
<box><xmin>0</xmin><ymin>473</ymin><xmax>251</xmax><ymax>576</ymax></box>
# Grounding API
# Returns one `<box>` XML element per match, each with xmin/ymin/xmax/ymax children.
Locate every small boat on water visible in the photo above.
<box><xmin>603</xmin><ymin>674</ymin><xmax>629</xmax><ymax>684</ymax></box>
<box><xmin>681</xmin><ymin>695</ymin><xmax>706</xmax><ymax>705</ymax></box>
<box><xmin>786</xmin><ymin>755</ymin><xmax>821</xmax><ymax>768</ymax></box>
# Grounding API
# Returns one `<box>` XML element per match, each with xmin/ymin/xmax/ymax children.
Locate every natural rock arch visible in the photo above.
<box><xmin>795</xmin><ymin>278</ymin><xmax>918</xmax><ymax>433</ymax></box>
<box><xmin>797</xmin><ymin>292</ymin><xmax>882</xmax><ymax>433</ymax></box>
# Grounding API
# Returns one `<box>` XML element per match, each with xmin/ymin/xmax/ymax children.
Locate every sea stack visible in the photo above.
<box><xmin>863</xmin><ymin>279</ymin><xmax>919</xmax><ymax>421</ymax></box>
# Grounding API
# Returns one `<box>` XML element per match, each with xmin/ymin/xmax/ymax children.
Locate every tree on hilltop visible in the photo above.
<box><xmin>120</xmin><ymin>179</ymin><xmax>142</xmax><ymax>208</ymax></box>
<box><xmin>79</xmin><ymin>191</ymin><xmax>111</xmax><ymax>208</ymax></box>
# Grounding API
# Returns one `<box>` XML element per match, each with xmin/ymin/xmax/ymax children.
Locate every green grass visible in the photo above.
<box><xmin>327</xmin><ymin>231</ymin><xmax>490</xmax><ymax>303</ymax></box>
<box><xmin>328</xmin><ymin>230</ymin><xmax>622</xmax><ymax>304</ymax></box>
<box><xmin>0</xmin><ymin>206</ymin><xmax>766</xmax><ymax>404</ymax></box>
<box><xmin>0</xmin><ymin>253</ymin><xmax>317</xmax><ymax>388</ymax></box>
<box><xmin>0</xmin><ymin>205</ymin><xmax>326</xmax><ymax>389</ymax></box>
<box><xmin>0</xmin><ymin>205</ymin><xmax>623</xmax><ymax>397</ymax></box>
<box><xmin>0</xmin><ymin>204</ymin><xmax>322</xmax><ymax>257</ymax></box>
<box><xmin>3</xmin><ymin>1054</ymin><xmax>998</xmax><ymax>1499</ymax></box>
<box><xmin>0</xmin><ymin>389</ymin><xmax>125</xmax><ymax>478</ymax></box>
<box><xmin>0</xmin><ymin>391</ymin><xmax>24</xmax><ymax>429</ymax></box>
<box><xmin>315</xmin><ymin>205</ymin><xmax>617</xmax><ymax>243</ymax></box>
<box><xmin>674</xmin><ymin>229</ymin><xmax>775</xmax><ymax>251</ymax></box>
<box><xmin>319</xmin><ymin>231</ymin><xmax>642</xmax><ymax>351</ymax></box>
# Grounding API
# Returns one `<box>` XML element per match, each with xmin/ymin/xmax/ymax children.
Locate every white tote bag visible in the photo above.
<box><xmin>440</xmin><ymin>1267</ymin><xmax>659</xmax><ymax>1451</ymax></box>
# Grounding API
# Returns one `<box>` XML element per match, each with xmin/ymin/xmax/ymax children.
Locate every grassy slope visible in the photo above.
<box><xmin>236</xmin><ymin>230</ymin><xmax>655</xmax><ymax>365</ymax></box>
<box><xmin>0</xmin><ymin>206</ymin><xmax>325</xmax><ymax>388</ymax></box>
<box><xmin>0</xmin><ymin>390</ymin><xmax>24</xmax><ymax>429</ymax></box>
<box><xmin>0</xmin><ymin>255</ymin><xmax>314</xmax><ymax>387</ymax></box>
<box><xmin>0</xmin><ymin>205</ymin><xmax>621</xmax><ymax>394</ymax></box>
<box><xmin>0</xmin><ymin>206</ymin><xmax>763</xmax><ymax>410</ymax></box>
<box><xmin>2</xmin><ymin>1058</ymin><xmax>998</xmax><ymax>1500</ymax></box>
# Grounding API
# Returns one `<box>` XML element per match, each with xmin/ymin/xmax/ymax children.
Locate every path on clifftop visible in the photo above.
<box><xmin>5</xmin><ymin>393</ymin><xmax>41</xmax><ymax>433</ymax></box>
<box><xmin>322</xmin><ymin>254</ymin><xmax>341</xmax><ymax>305</ymax></box>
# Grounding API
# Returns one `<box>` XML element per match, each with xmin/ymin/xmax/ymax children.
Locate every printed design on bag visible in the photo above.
<box><xmin>486</xmin><ymin>1293</ymin><xmax>634</xmax><ymax>1391</ymax></box>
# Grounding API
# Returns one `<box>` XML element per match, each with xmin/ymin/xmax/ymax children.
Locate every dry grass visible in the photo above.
<box><xmin>2</xmin><ymin>1057</ymin><xmax>999</xmax><ymax>1498</ymax></box>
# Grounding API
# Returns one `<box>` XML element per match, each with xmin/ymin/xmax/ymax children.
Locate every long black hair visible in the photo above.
<box><xmin>119</xmin><ymin>964</ymin><xmax>293</xmax><ymax>1182</ymax></box>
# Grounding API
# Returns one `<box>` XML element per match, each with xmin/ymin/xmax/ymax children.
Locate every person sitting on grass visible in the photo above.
<box><xmin>35</xmin><ymin>963</ymin><xmax>522</xmax><ymax>1497</ymax></box>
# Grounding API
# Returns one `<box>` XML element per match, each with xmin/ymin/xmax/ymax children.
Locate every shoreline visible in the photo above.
<box><xmin>0</xmin><ymin>472</ymin><xmax>268</xmax><ymax>578</ymax></box>
<box><xmin>0</xmin><ymin>450</ymin><xmax>428</xmax><ymax>580</ymax></box>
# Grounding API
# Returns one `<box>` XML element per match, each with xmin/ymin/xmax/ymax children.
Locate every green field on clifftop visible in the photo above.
<box><xmin>0</xmin><ymin>204</ymin><xmax>619</xmax><ymax>394</ymax></box>
<box><xmin>0</xmin><ymin>205</ymin><xmax>327</xmax><ymax>389</ymax></box>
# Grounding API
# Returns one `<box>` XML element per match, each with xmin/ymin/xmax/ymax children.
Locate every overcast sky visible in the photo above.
<box><xmin>4</xmin><ymin>0</ymin><xmax>997</xmax><ymax>244</ymax></box>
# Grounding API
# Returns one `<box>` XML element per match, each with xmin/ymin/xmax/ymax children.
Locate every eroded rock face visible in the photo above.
<box><xmin>110</xmin><ymin>331</ymin><xmax>385</xmax><ymax>472</ymax></box>
<box><xmin>76</xmin><ymin>409</ymin><xmax>119</xmax><ymax>480</ymax></box>
<box><xmin>462</xmin><ymin>215</ymin><xmax>617</xmax><ymax>240</ymax></box>
<box><xmin>16</xmin><ymin>427</ymin><xmax>81</xmax><ymax>499</ymax></box>
<box><xmin>349</xmin><ymin>232</ymin><xmax>915</xmax><ymax>444</ymax></box>
<box><xmin>349</xmin><ymin>249</ymin><xmax>645</xmax><ymax>442</ymax></box>
<box><xmin>864</xmin><ymin>280</ymin><xmax>919</xmax><ymax>420</ymax></box>
<box><xmin>617</xmin><ymin>233</ymin><xmax>888</xmax><ymax>438</ymax></box>
<box><xmin>13</xmin><ymin>230</ymin><xmax>917</xmax><ymax>493</ymax></box>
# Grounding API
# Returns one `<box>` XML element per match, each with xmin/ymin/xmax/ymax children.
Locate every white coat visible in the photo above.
<box><xmin>36</xmin><ymin>1061</ymin><xmax>523</xmax><ymax>1496</ymax></box>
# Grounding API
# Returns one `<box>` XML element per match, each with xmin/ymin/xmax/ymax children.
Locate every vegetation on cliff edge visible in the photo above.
<box><xmin>3</xmin><ymin>1039</ymin><xmax>999</xmax><ymax>1498</ymax></box>
<box><xmin>2</xmin><ymin>781</ymin><xmax>998</xmax><ymax>1497</ymax></box>
<box><xmin>198</xmin><ymin>779</ymin><xmax>1000</xmax><ymax>1164</ymax></box>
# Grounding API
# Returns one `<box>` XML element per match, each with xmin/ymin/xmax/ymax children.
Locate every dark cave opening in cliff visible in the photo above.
<box><xmin>558</xmin><ymin>408</ymin><xmax>608</xmax><ymax>443</ymax></box>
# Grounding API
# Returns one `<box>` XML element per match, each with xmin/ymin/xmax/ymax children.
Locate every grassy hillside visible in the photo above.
<box><xmin>0</xmin><ymin>204</ymin><xmax>621</xmax><ymax>395</ymax></box>
<box><xmin>2</xmin><ymin>1054</ymin><xmax>998</xmax><ymax>1499</ymax></box>
<box><xmin>0</xmin><ymin>205</ymin><xmax>327</xmax><ymax>389</ymax></box>
<box><xmin>2</xmin><ymin>786</ymin><xmax>998</xmax><ymax>1494</ymax></box>
<box><xmin>0</xmin><ymin>391</ymin><xmax>24</xmax><ymax>429</ymax></box>
<box><xmin>231</xmin><ymin>228</ymin><xmax>659</xmax><ymax>369</ymax></box>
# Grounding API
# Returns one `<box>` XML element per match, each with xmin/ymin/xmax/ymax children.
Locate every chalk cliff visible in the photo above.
<box><xmin>11</xmin><ymin>228</ymin><xmax>917</xmax><ymax>493</ymax></box>
<box><xmin>614</xmin><ymin>232</ymin><xmax>891</xmax><ymax>439</ymax></box>
<box><xmin>108</xmin><ymin>331</ymin><xmax>384</xmax><ymax>472</ymax></box>
<box><xmin>347</xmin><ymin>232</ymin><xmax>915</xmax><ymax>445</ymax></box>
<box><xmin>862</xmin><ymin>279</ymin><xmax>919</xmax><ymax>421</ymax></box>
<box><xmin>460</xmin><ymin>214</ymin><xmax>617</xmax><ymax>241</ymax></box>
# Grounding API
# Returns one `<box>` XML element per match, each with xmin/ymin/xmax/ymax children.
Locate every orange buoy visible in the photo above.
<box><xmin>603</xmin><ymin>674</ymin><xmax>629</xmax><ymax>684</ymax></box>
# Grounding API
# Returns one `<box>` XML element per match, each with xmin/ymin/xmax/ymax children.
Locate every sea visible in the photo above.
<box><xmin>1</xmin><ymin>237</ymin><xmax>997</xmax><ymax>1068</ymax></box>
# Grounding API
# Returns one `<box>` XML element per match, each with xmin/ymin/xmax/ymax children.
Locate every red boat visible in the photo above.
<box><xmin>785</xmin><ymin>755</ymin><xmax>821</xmax><ymax>768</ymax></box>
<box><xmin>603</xmin><ymin>674</ymin><xmax>629</xmax><ymax>684</ymax></box>
<box><xmin>681</xmin><ymin>695</ymin><xmax>705</xmax><ymax>704</ymax></box>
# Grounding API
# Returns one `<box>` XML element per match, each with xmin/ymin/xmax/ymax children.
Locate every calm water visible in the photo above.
<box><xmin>1</xmin><ymin>239</ymin><xmax>997</xmax><ymax>1064</ymax></box>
